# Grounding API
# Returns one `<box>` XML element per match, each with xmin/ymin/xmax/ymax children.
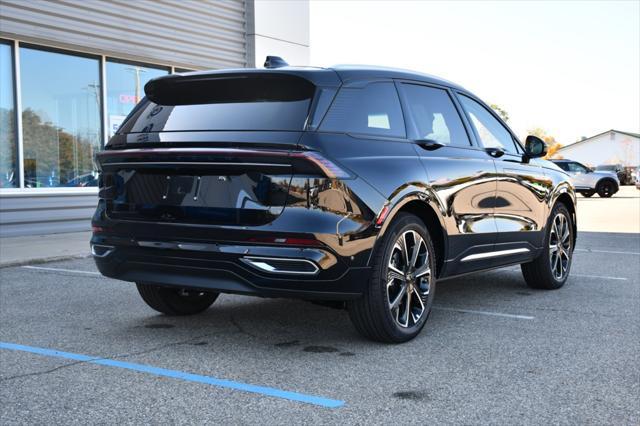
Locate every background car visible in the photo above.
<box><xmin>595</xmin><ymin>163</ymin><xmax>633</xmax><ymax>185</ymax></box>
<box><xmin>552</xmin><ymin>159</ymin><xmax>619</xmax><ymax>197</ymax></box>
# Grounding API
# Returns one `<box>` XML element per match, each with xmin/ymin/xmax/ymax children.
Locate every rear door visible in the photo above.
<box><xmin>97</xmin><ymin>73</ymin><xmax>324</xmax><ymax>228</ymax></box>
<box><xmin>398</xmin><ymin>82</ymin><xmax>498</xmax><ymax>274</ymax></box>
<box><xmin>456</xmin><ymin>94</ymin><xmax>552</xmax><ymax>251</ymax></box>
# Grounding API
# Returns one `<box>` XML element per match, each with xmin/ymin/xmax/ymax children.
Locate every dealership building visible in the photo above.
<box><xmin>0</xmin><ymin>0</ymin><xmax>309</xmax><ymax>236</ymax></box>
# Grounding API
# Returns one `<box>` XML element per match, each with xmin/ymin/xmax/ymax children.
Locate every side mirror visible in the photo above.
<box><xmin>525</xmin><ymin>135</ymin><xmax>547</xmax><ymax>158</ymax></box>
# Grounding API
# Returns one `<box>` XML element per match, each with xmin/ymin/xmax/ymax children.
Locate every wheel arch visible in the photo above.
<box><xmin>553</xmin><ymin>191</ymin><xmax>577</xmax><ymax>247</ymax></box>
<box><xmin>372</xmin><ymin>190</ymin><xmax>447</xmax><ymax>277</ymax></box>
<box><xmin>596</xmin><ymin>177</ymin><xmax>618</xmax><ymax>191</ymax></box>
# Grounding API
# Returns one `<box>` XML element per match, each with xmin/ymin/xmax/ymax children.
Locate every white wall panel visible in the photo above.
<box><xmin>0</xmin><ymin>0</ymin><xmax>247</xmax><ymax>69</ymax></box>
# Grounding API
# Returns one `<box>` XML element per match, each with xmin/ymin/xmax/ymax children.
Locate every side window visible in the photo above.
<box><xmin>567</xmin><ymin>162</ymin><xmax>588</xmax><ymax>173</ymax></box>
<box><xmin>458</xmin><ymin>94</ymin><xmax>520</xmax><ymax>154</ymax></box>
<box><xmin>401</xmin><ymin>84</ymin><xmax>471</xmax><ymax>147</ymax></box>
<box><xmin>554</xmin><ymin>162</ymin><xmax>569</xmax><ymax>171</ymax></box>
<box><xmin>319</xmin><ymin>82</ymin><xmax>405</xmax><ymax>138</ymax></box>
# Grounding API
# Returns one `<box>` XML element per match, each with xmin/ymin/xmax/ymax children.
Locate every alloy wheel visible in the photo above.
<box><xmin>548</xmin><ymin>213</ymin><xmax>572</xmax><ymax>281</ymax></box>
<box><xmin>386</xmin><ymin>230</ymin><xmax>432</xmax><ymax>328</ymax></box>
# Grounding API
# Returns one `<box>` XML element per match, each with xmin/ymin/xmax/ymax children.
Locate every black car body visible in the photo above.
<box><xmin>92</xmin><ymin>63</ymin><xmax>577</xmax><ymax>342</ymax></box>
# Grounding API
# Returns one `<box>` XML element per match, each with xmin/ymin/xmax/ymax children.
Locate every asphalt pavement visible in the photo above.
<box><xmin>1</xmin><ymin>230</ymin><xmax>638</xmax><ymax>424</ymax></box>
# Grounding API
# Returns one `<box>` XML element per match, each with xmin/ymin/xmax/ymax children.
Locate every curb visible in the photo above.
<box><xmin>0</xmin><ymin>254</ymin><xmax>92</xmax><ymax>269</ymax></box>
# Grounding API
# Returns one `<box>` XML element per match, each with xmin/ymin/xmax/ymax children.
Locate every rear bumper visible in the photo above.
<box><xmin>91</xmin><ymin>235</ymin><xmax>371</xmax><ymax>300</ymax></box>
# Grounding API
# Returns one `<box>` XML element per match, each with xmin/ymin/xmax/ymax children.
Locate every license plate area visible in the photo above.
<box><xmin>106</xmin><ymin>169</ymin><xmax>291</xmax><ymax>226</ymax></box>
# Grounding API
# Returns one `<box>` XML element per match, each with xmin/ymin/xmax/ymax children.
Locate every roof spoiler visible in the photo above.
<box><xmin>144</xmin><ymin>72</ymin><xmax>315</xmax><ymax>105</ymax></box>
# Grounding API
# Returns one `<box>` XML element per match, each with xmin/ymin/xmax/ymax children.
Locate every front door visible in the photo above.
<box><xmin>456</xmin><ymin>94</ymin><xmax>551</xmax><ymax>262</ymax></box>
<box><xmin>565</xmin><ymin>161</ymin><xmax>592</xmax><ymax>189</ymax></box>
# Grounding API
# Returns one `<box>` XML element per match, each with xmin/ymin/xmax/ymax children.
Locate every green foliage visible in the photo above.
<box><xmin>21</xmin><ymin>109</ymin><xmax>98</xmax><ymax>187</ymax></box>
<box><xmin>0</xmin><ymin>108</ymin><xmax>17</xmax><ymax>187</ymax></box>
<box><xmin>490</xmin><ymin>104</ymin><xmax>509</xmax><ymax>122</ymax></box>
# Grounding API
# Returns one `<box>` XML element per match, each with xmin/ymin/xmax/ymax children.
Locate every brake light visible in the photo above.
<box><xmin>294</xmin><ymin>151</ymin><xmax>352</xmax><ymax>179</ymax></box>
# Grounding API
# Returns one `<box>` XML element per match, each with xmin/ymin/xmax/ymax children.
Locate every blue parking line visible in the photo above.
<box><xmin>0</xmin><ymin>342</ymin><xmax>344</xmax><ymax>408</ymax></box>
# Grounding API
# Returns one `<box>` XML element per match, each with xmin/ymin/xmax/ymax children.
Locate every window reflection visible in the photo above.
<box><xmin>0</xmin><ymin>42</ymin><xmax>17</xmax><ymax>188</ymax></box>
<box><xmin>20</xmin><ymin>47</ymin><xmax>102</xmax><ymax>187</ymax></box>
<box><xmin>106</xmin><ymin>60</ymin><xmax>168</xmax><ymax>136</ymax></box>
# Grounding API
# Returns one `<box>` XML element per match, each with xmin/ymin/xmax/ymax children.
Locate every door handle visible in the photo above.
<box><xmin>414</xmin><ymin>139</ymin><xmax>444</xmax><ymax>151</ymax></box>
<box><xmin>485</xmin><ymin>147</ymin><xmax>505</xmax><ymax>158</ymax></box>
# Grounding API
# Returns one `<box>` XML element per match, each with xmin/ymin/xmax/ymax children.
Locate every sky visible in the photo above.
<box><xmin>310</xmin><ymin>0</ymin><xmax>640</xmax><ymax>144</ymax></box>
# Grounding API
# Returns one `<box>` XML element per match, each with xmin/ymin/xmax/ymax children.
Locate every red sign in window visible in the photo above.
<box><xmin>119</xmin><ymin>94</ymin><xmax>138</xmax><ymax>104</ymax></box>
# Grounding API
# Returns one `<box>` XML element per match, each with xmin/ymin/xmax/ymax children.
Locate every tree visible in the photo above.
<box><xmin>490</xmin><ymin>104</ymin><xmax>509</xmax><ymax>122</ymax></box>
<box><xmin>0</xmin><ymin>108</ymin><xmax>18</xmax><ymax>187</ymax></box>
<box><xmin>21</xmin><ymin>109</ymin><xmax>97</xmax><ymax>187</ymax></box>
<box><xmin>528</xmin><ymin>127</ymin><xmax>562</xmax><ymax>159</ymax></box>
<box><xmin>545</xmin><ymin>142</ymin><xmax>563</xmax><ymax>159</ymax></box>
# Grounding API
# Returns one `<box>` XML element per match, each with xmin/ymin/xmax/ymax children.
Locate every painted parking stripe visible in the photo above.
<box><xmin>494</xmin><ymin>268</ymin><xmax>628</xmax><ymax>281</ymax></box>
<box><xmin>571</xmin><ymin>273</ymin><xmax>628</xmax><ymax>281</ymax></box>
<box><xmin>433</xmin><ymin>306</ymin><xmax>534</xmax><ymax>320</ymax></box>
<box><xmin>575</xmin><ymin>248</ymin><xmax>640</xmax><ymax>255</ymax></box>
<box><xmin>21</xmin><ymin>266</ymin><xmax>101</xmax><ymax>275</ymax></box>
<box><xmin>0</xmin><ymin>342</ymin><xmax>344</xmax><ymax>408</ymax></box>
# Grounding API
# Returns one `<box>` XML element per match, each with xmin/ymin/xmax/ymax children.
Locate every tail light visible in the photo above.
<box><xmin>294</xmin><ymin>151</ymin><xmax>352</xmax><ymax>179</ymax></box>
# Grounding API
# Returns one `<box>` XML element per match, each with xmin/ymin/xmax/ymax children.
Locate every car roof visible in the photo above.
<box><xmin>328</xmin><ymin>64</ymin><xmax>466</xmax><ymax>90</ymax></box>
<box><xmin>168</xmin><ymin>65</ymin><xmax>467</xmax><ymax>90</ymax></box>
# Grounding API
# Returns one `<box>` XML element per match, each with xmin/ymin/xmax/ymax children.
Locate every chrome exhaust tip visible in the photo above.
<box><xmin>91</xmin><ymin>244</ymin><xmax>115</xmax><ymax>258</ymax></box>
<box><xmin>240</xmin><ymin>256</ymin><xmax>319</xmax><ymax>275</ymax></box>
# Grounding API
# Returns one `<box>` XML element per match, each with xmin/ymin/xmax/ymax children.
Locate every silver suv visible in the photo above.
<box><xmin>552</xmin><ymin>159</ymin><xmax>619</xmax><ymax>197</ymax></box>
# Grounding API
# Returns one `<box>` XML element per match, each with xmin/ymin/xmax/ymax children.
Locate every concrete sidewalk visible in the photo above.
<box><xmin>0</xmin><ymin>231</ymin><xmax>91</xmax><ymax>268</ymax></box>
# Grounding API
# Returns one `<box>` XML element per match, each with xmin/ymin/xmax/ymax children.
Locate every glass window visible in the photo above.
<box><xmin>567</xmin><ymin>162</ymin><xmax>589</xmax><ymax>173</ymax></box>
<box><xmin>319</xmin><ymin>82</ymin><xmax>405</xmax><ymax>138</ymax></box>
<box><xmin>401</xmin><ymin>84</ymin><xmax>470</xmax><ymax>147</ymax></box>
<box><xmin>119</xmin><ymin>75</ymin><xmax>314</xmax><ymax>134</ymax></box>
<box><xmin>0</xmin><ymin>42</ymin><xmax>17</xmax><ymax>188</ymax></box>
<box><xmin>106</xmin><ymin>60</ymin><xmax>168</xmax><ymax>137</ymax></box>
<box><xmin>553</xmin><ymin>162</ymin><xmax>569</xmax><ymax>171</ymax></box>
<box><xmin>20</xmin><ymin>47</ymin><xmax>102</xmax><ymax>188</ymax></box>
<box><xmin>458</xmin><ymin>94</ymin><xmax>519</xmax><ymax>153</ymax></box>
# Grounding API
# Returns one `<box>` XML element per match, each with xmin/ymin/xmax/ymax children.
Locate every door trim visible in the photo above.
<box><xmin>460</xmin><ymin>247</ymin><xmax>530</xmax><ymax>262</ymax></box>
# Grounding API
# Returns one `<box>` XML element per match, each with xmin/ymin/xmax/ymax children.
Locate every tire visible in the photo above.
<box><xmin>580</xmin><ymin>191</ymin><xmax>594</xmax><ymax>198</ymax></box>
<box><xmin>348</xmin><ymin>213</ymin><xmax>436</xmax><ymax>343</ymax></box>
<box><xmin>597</xmin><ymin>180</ymin><xmax>616</xmax><ymax>198</ymax></box>
<box><xmin>136</xmin><ymin>283</ymin><xmax>218</xmax><ymax>315</ymax></box>
<box><xmin>521</xmin><ymin>203</ymin><xmax>574</xmax><ymax>289</ymax></box>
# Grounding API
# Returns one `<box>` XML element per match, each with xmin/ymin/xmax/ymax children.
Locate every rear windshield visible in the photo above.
<box><xmin>117</xmin><ymin>75</ymin><xmax>315</xmax><ymax>133</ymax></box>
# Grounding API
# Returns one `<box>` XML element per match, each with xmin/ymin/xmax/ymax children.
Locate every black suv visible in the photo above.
<box><xmin>92</xmin><ymin>61</ymin><xmax>577</xmax><ymax>343</ymax></box>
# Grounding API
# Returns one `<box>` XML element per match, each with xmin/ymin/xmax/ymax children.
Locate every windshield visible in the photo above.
<box><xmin>596</xmin><ymin>165</ymin><xmax>617</xmax><ymax>171</ymax></box>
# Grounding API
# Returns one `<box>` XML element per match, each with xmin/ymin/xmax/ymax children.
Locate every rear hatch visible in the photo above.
<box><xmin>97</xmin><ymin>72</ymin><xmax>335</xmax><ymax>227</ymax></box>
